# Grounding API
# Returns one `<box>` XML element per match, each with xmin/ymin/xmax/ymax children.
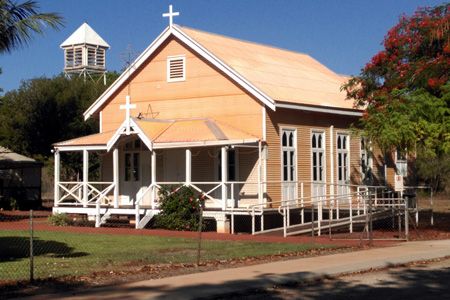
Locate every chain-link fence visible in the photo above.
<box><xmin>0</xmin><ymin>208</ymin><xmax>315</xmax><ymax>284</ymax></box>
<box><xmin>0</xmin><ymin>186</ymin><xmax>433</xmax><ymax>285</ymax></box>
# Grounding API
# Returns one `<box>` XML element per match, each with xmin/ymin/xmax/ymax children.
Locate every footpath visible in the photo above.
<box><xmin>20</xmin><ymin>239</ymin><xmax>450</xmax><ymax>300</ymax></box>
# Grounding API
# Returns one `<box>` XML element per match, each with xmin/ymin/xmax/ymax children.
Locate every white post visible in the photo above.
<box><xmin>263</xmin><ymin>145</ymin><xmax>268</xmax><ymax>205</ymax></box>
<box><xmin>151</xmin><ymin>151</ymin><xmax>157</xmax><ymax>210</ymax></box>
<box><xmin>83</xmin><ymin>149</ymin><xmax>89</xmax><ymax>207</ymax></box>
<box><xmin>329</xmin><ymin>125</ymin><xmax>334</xmax><ymax>197</ymax></box>
<box><xmin>54</xmin><ymin>149</ymin><xmax>60</xmax><ymax>207</ymax></box>
<box><xmin>186</xmin><ymin>148</ymin><xmax>192</xmax><ymax>186</ymax></box>
<box><xmin>113</xmin><ymin>148</ymin><xmax>119</xmax><ymax>208</ymax></box>
<box><xmin>221</xmin><ymin>146</ymin><xmax>228</xmax><ymax>210</ymax></box>
<box><xmin>258</xmin><ymin>140</ymin><xmax>262</xmax><ymax>205</ymax></box>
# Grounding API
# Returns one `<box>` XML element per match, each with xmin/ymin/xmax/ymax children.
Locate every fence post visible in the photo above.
<box><xmin>369</xmin><ymin>196</ymin><xmax>373</xmax><ymax>246</ymax></box>
<box><xmin>430</xmin><ymin>187</ymin><xmax>434</xmax><ymax>226</ymax></box>
<box><xmin>30</xmin><ymin>210</ymin><xmax>34</xmax><ymax>283</ymax></box>
<box><xmin>197</xmin><ymin>199</ymin><xmax>204</xmax><ymax>266</ymax></box>
<box><xmin>311</xmin><ymin>202</ymin><xmax>315</xmax><ymax>249</ymax></box>
<box><xmin>405</xmin><ymin>196</ymin><xmax>409</xmax><ymax>241</ymax></box>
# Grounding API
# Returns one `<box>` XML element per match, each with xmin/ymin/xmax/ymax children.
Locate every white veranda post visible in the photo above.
<box><xmin>54</xmin><ymin>149</ymin><xmax>60</xmax><ymax>207</ymax></box>
<box><xmin>221</xmin><ymin>146</ymin><xmax>228</xmax><ymax>210</ymax></box>
<box><xmin>120</xmin><ymin>95</ymin><xmax>136</xmax><ymax>135</ymax></box>
<box><xmin>113</xmin><ymin>148</ymin><xmax>119</xmax><ymax>208</ymax></box>
<box><xmin>83</xmin><ymin>149</ymin><xmax>89</xmax><ymax>207</ymax></box>
<box><xmin>186</xmin><ymin>149</ymin><xmax>192</xmax><ymax>185</ymax></box>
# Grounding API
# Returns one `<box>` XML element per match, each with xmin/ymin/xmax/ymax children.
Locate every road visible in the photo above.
<box><xmin>210</xmin><ymin>257</ymin><xmax>450</xmax><ymax>300</ymax></box>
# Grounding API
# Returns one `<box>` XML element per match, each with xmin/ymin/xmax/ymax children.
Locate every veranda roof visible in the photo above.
<box><xmin>53</xmin><ymin>118</ymin><xmax>260</xmax><ymax>150</ymax></box>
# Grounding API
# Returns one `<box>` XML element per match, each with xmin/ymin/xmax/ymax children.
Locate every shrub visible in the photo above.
<box><xmin>152</xmin><ymin>185</ymin><xmax>204</xmax><ymax>231</ymax></box>
<box><xmin>48</xmin><ymin>212</ymin><xmax>72</xmax><ymax>226</ymax></box>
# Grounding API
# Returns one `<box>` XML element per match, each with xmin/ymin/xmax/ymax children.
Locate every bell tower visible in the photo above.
<box><xmin>60</xmin><ymin>22</ymin><xmax>110</xmax><ymax>84</ymax></box>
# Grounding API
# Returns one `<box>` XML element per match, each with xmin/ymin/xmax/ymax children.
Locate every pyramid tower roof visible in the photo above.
<box><xmin>60</xmin><ymin>22</ymin><xmax>110</xmax><ymax>48</ymax></box>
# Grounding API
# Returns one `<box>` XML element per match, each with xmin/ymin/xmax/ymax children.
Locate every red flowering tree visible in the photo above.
<box><xmin>343</xmin><ymin>4</ymin><xmax>450</xmax><ymax>159</ymax></box>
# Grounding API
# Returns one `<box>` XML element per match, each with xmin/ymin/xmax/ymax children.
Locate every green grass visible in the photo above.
<box><xmin>0</xmin><ymin>229</ymin><xmax>337</xmax><ymax>281</ymax></box>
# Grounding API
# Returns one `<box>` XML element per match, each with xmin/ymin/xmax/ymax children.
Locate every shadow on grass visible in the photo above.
<box><xmin>2</xmin><ymin>259</ymin><xmax>449</xmax><ymax>300</ymax></box>
<box><xmin>0</xmin><ymin>237</ymin><xmax>88</xmax><ymax>262</ymax></box>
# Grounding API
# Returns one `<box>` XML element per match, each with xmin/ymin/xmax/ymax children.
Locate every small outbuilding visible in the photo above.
<box><xmin>0</xmin><ymin>147</ymin><xmax>42</xmax><ymax>210</ymax></box>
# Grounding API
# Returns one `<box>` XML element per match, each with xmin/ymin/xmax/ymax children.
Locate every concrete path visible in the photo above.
<box><xmin>21</xmin><ymin>240</ymin><xmax>450</xmax><ymax>300</ymax></box>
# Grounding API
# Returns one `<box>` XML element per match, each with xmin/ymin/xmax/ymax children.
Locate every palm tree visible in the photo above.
<box><xmin>0</xmin><ymin>0</ymin><xmax>64</xmax><ymax>54</ymax></box>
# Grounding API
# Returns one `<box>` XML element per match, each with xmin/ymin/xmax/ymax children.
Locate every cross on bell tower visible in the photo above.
<box><xmin>163</xmin><ymin>5</ymin><xmax>179</xmax><ymax>27</ymax></box>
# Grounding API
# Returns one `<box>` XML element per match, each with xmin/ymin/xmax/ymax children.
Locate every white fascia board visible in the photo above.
<box><xmin>106</xmin><ymin>123</ymin><xmax>127</xmax><ymax>152</ymax></box>
<box><xmin>55</xmin><ymin>145</ymin><xmax>107</xmax><ymax>152</ymax></box>
<box><xmin>84</xmin><ymin>27</ymin><xmax>172</xmax><ymax>120</ymax></box>
<box><xmin>106</xmin><ymin>119</ymin><xmax>154</xmax><ymax>152</ymax></box>
<box><xmin>153</xmin><ymin>138</ymin><xmax>261</xmax><ymax>149</ymax></box>
<box><xmin>172</xmin><ymin>26</ymin><xmax>276</xmax><ymax>111</ymax></box>
<box><xmin>84</xmin><ymin>25</ymin><xmax>277</xmax><ymax>120</ymax></box>
<box><xmin>276</xmin><ymin>102</ymin><xmax>363</xmax><ymax>117</ymax></box>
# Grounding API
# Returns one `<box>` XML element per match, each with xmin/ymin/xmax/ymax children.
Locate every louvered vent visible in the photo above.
<box><xmin>167</xmin><ymin>55</ymin><xmax>185</xmax><ymax>82</ymax></box>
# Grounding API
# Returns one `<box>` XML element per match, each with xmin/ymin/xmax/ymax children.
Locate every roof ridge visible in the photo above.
<box><xmin>177</xmin><ymin>25</ymin><xmax>312</xmax><ymax>58</ymax></box>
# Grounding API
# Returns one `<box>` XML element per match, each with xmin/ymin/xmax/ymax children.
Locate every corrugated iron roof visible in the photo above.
<box><xmin>0</xmin><ymin>146</ymin><xmax>41</xmax><ymax>167</ymax></box>
<box><xmin>61</xmin><ymin>22</ymin><xmax>110</xmax><ymax>48</ymax></box>
<box><xmin>53</xmin><ymin>131</ymin><xmax>116</xmax><ymax>147</ymax></box>
<box><xmin>54</xmin><ymin>118</ymin><xmax>259</xmax><ymax>149</ymax></box>
<box><xmin>179</xmin><ymin>26</ymin><xmax>354</xmax><ymax>109</ymax></box>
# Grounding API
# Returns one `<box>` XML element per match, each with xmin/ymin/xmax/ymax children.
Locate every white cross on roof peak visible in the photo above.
<box><xmin>120</xmin><ymin>95</ymin><xmax>136</xmax><ymax>135</ymax></box>
<box><xmin>163</xmin><ymin>5</ymin><xmax>179</xmax><ymax>27</ymax></box>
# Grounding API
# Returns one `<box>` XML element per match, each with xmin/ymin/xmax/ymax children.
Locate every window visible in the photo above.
<box><xmin>218</xmin><ymin>150</ymin><xmax>236</xmax><ymax>181</ymax></box>
<box><xmin>360</xmin><ymin>138</ymin><xmax>373</xmax><ymax>184</ymax></box>
<box><xmin>282</xmin><ymin>129</ymin><xmax>296</xmax><ymax>182</ymax></box>
<box><xmin>124</xmin><ymin>139</ymin><xmax>141</xmax><ymax>182</ymax></box>
<box><xmin>396</xmin><ymin>148</ymin><xmax>407</xmax><ymax>177</ymax></box>
<box><xmin>167</xmin><ymin>55</ymin><xmax>185</xmax><ymax>82</ymax></box>
<box><xmin>311</xmin><ymin>131</ymin><xmax>324</xmax><ymax>182</ymax></box>
<box><xmin>336</xmin><ymin>133</ymin><xmax>349</xmax><ymax>183</ymax></box>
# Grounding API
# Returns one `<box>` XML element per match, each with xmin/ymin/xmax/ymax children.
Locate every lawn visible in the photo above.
<box><xmin>0</xmin><ymin>230</ymin><xmax>336</xmax><ymax>281</ymax></box>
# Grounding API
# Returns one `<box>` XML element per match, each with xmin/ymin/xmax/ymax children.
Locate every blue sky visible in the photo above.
<box><xmin>0</xmin><ymin>0</ymin><xmax>445</xmax><ymax>95</ymax></box>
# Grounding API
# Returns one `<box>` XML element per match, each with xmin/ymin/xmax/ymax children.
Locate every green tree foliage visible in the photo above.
<box><xmin>342</xmin><ymin>4</ymin><xmax>450</xmax><ymax>158</ymax></box>
<box><xmin>153</xmin><ymin>185</ymin><xmax>205</xmax><ymax>231</ymax></box>
<box><xmin>0</xmin><ymin>73</ymin><xmax>120</xmax><ymax>178</ymax></box>
<box><xmin>0</xmin><ymin>0</ymin><xmax>63</xmax><ymax>54</ymax></box>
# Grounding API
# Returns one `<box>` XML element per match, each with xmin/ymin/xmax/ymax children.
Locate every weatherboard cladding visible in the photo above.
<box><xmin>99</xmin><ymin>36</ymin><xmax>264</xmax><ymax>137</ymax></box>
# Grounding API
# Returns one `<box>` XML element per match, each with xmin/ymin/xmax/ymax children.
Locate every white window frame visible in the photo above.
<box><xmin>360</xmin><ymin>138</ymin><xmax>373</xmax><ymax>184</ymax></box>
<box><xmin>281</xmin><ymin>127</ymin><xmax>297</xmax><ymax>183</ymax></box>
<box><xmin>396</xmin><ymin>148</ymin><xmax>408</xmax><ymax>178</ymax></box>
<box><xmin>311</xmin><ymin>130</ymin><xmax>326</xmax><ymax>183</ymax></box>
<box><xmin>336</xmin><ymin>132</ymin><xmax>350</xmax><ymax>184</ymax></box>
<box><xmin>167</xmin><ymin>55</ymin><xmax>186</xmax><ymax>82</ymax></box>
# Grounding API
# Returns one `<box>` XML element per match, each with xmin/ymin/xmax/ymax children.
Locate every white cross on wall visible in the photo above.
<box><xmin>163</xmin><ymin>5</ymin><xmax>179</xmax><ymax>27</ymax></box>
<box><xmin>120</xmin><ymin>95</ymin><xmax>136</xmax><ymax>135</ymax></box>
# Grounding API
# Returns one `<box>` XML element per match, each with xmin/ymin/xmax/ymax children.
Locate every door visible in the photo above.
<box><xmin>282</xmin><ymin>129</ymin><xmax>297</xmax><ymax>203</ymax></box>
<box><xmin>164</xmin><ymin>149</ymin><xmax>185</xmax><ymax>182</ymax></box>
<box><xmin>336</xmin><ymin>133</ymin><xmax>350</xmax><ymax>196</ymax></box>
<box><xmin>122</xmin><ymin>140</ymin><xmax>142</xmax><ymax>205</ymax></box>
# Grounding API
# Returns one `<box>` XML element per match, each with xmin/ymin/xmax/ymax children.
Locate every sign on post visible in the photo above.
<box><xmin>394</xmin><ymin>175</ymin><xmax>404</xmax><ymax>192</ymax></box>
